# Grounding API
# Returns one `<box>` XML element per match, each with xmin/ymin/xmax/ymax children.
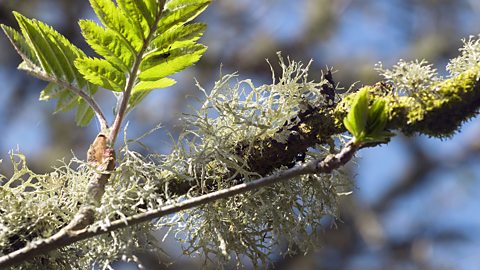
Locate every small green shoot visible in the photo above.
<box><xmin>343</xmin><ymin>88</ymin><xmax>393</xmax><ymax>144</ymax></box>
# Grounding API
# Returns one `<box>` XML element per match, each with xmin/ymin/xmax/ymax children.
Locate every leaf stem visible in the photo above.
<box><xmin>26</xmin><ymin>69</ymin><xmax>108</xmax><ymax>130</ymax></box>
<box><xmin>108</xmin><ymin>4</ymin><xmax>165</xmax><ymax>144</ymax></box>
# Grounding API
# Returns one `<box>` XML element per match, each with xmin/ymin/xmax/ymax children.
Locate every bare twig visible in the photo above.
<box><xmin>26</xmin><ymin>69</ymin><xmax>109</xmax><ymax>131</ymax></box>
<box><xmin>0</xmin><ymin>140</ymin><xmax>359</xmax><ymax>269</ymax></box>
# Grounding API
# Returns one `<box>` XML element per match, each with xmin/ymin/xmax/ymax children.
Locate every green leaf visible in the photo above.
<box><xmin>139</xmin><ymin>43</ymin><xmax>207</xmax><ymax>80</ymax></box>
<box><xmin>35</xmin><ymin>23</ymin><xmax>77</xmax><ymax>83</ymax></box>
<box><xmin>159</xmin><ymin>1</ymin><xmax>210</xmax><ymax>33</ymax></box>
<box><xmin>365</xmin><ymin>99</ymin><xmax>393</xmax><ymax>143</ymax></box>
<box><xmin>39</xmin><ymin>83</ymin><xmax>65</xmax><ymax>101</ymax></box>
<box><xmin>129</xmin><ymin>78</ymin><xmax>176</xmax><ymax>108</ymax></box>
<box><xmin>79</xmin><ymin>0</ymin><xmax>210</xmax><ymax>113</ymax></box>
<box><xmin>14</xmin><ymin>13</ymin><xmax>90</xmax><ymax>88</ymax></box>
<box><xmin>343</xmin><ymin>88</ymin><xmax>393</xmax><ymax>144</ymax></box>
<box><xmin>117</xmin><ymin>0</ymin><xmax>151</xmax><ymax>38</ymax></box>
<box><xmin>3</xmin><ymin>12</ymin><xmax>98</xmax><ymax>126</ymax></box>
<box><xmin>15</xmin><ymin>13</ymin><xmax>87</xmax><ymax>85</ymax></box>
<box><xmin>344</xmin><ymin>88</ymin><xmax>369</xmax><ymax>141</ymax></box>
<box><xmin>165</xmin><ymin>0</ymin><xmax>210</xmax><ymax>11</ymax></box>
<box><xmin>139</xmin><ymin>0</ymin><xmax>158</xmax><ymax>26</ymax></box>
<box><xmin>75</xmin><ymin>99</ymin><xmax>95</xmax><ymax>127</ymax></box>
<box><xmin>128</xmin><ymin>90</ymin><xmax>152</xmax><ymax>110</ymax></box>
<box><xmin>55</xmin><ymin>91</ymin><xmax>78</xmax><ymax>113</ymax></box>
<box><xmin>89</xmin><ymin>0</ymin><xmax>143</xmax><ymax>52</ymax></box>
<box><xmin>14</xmin><ymin>12</ymin><xmax>65</xmax><ymax>79</ymax></box>
<box><xmin>143</xmin><ymin>0</ymin><xmax>160</xmax><ymax>21</ymax></box>
<box><xmin>133</xmin><ymin>77</ymin><xmax>176</xmax><ymax>92</ymax></box>
<box><xmin>151</xmin><ymin>22</ymin><xmax>206</xmax><ymax>51</ymax></box>
<box><xmin>343</xmin><ymin>116</ymin><xmax>355</xmax><ymax>139</ymax></box>
<box><xmin>75</xmin><ymin>57</ymin><xmax>126</xmax><ymax>92</ymax></box>
<box><xmin>367</xmin><ymin>99</ymin><xmax>387</xmax><ymax>134</ymax></box>
<box><xmin>79</xmin><ymin>19</ymin><xmax>134</xmax><ymax>73</ymax></box>
<box><xmin>1</xmin><ymin>24</ymin><xmax>39</xmax><ymax>67</ymax></box>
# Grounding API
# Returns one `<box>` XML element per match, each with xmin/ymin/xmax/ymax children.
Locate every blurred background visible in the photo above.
<box><xmin>1</xmin><ymin>0</ymin><xmax>480</xmax><ymax>269</ymax></box>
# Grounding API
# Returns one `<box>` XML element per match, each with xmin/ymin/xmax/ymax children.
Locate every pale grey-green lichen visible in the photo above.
<box><xmin>447</xmin><ymin>35</ymin><xmax>480</xmax><ymax>77</ymax></box>
<box><xmin>0</xmin><ymin>55</ymin><xmax>352</xmax><ymax>269</ymax></box>
<box><xmin>4</xmin><ymin>33</ymin><xmax>480</xmax><ymax>268</ymax></box>
<box><xmin>376</xmin><ymin>35</ymin><xmax>480</xmax><ymax>97</ymax></box>
<box><xmin>375</xmin><ymin>59</ymin><xmax>440</xmax><ymax>95</ymax></box>
<box><xmin>0</xmin><ymin>144</ymin><xmax>180</xmax><ymax>270</ymax></box>
<box><xmin>151</xmin><ymin>54</ymin><xmax>352</xmax><ymax>267</ymax></box>
<box><xmin>188</xmin><ymin>52</ymin><xmax>330</xmax><ymax>148</ymax></box>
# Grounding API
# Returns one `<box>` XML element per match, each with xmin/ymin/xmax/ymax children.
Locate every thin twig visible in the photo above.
<box><xmin>26</xmin><ymin>69</ymin><xmax>109</xmax><ymax>131</ymax></box>
<box><xmin>0</xmin><ymin>140</ymin><xmax>359</xmax><ymax>269</ymax></box>
<box><xmin>3</xmin><ymin>4</ymin><xmax>169</xmax><ymax>268</ymax></box>
<box><xmin>2</xmin><ymin>26</ymin><xmax>108</xmax><ymax>130</ymax></box>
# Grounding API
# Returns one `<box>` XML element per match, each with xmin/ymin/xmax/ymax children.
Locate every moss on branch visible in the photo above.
<box><xmin>335</xmin><ymin>64</ymin><xmax>480</xmax><ymax>138</ymax></box>
<box><xmin>3</xmin><ymin>37</ymin><xmax>480</xmax><ymax>269</ymax></box>
<box><xmin>166</xmin><ymin>63</ymin><xmax>480</xmax><ymax>199</ymax></box>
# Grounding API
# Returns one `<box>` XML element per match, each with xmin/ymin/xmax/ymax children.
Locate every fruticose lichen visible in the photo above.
<box><xmin>1</xmin><ymin>55</ymin><xmax>352</xmax><ymax>269</ymax></box>
<box><xmin>2</xmin><ymin>34</ymin><xmax>480</xmax><ymax>269</ymax></box>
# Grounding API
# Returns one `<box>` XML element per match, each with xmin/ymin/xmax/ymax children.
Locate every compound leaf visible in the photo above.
<box><xmin>2</xmin><ymin>12</ymin><xmax>98</xmax><ymax>126</ymax></box>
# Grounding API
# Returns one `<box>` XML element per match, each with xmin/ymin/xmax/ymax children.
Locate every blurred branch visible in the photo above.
<box><xmin>374</xmin><ymin>132</ymin><xmax>480</xmax><ymax>213</ymax></box>
<box><xmin>373</xmin><ymin>137</ymin><xmax>434</xmax><ymax>213</ymax></box>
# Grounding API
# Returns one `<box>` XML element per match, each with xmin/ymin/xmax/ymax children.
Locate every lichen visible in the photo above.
<box><xmin>2</xmin><ymin>35</ymin><xmax>480</xmax><ymax>269</ymax></box>
<box><xmin>336</xmin><ymin>62</ymin><xmax>480</xmax><ymax>138</ymax></box>
<box><xmin>153</xmin><ymin>55</ymin><xmax>352</xmax><ymax>266</ymax></box>
<box><xmin>375</xmin><ymin>59</ymin><xmax>440</xmax><ymax>95</ymax></box>
<box><xmin>447</xmin><ymin>35</ymin><xmax>480</xmax><ymax>77</ymax></box>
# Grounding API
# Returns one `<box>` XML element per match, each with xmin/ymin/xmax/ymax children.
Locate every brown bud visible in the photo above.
<box><xmin>87</xmin><ymin>134</ymin><xmax>108</xmax><ymax>165</ymax></box>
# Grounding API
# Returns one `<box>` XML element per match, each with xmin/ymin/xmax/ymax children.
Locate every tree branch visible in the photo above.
<box><xmin>26</xmin><ymin>69</ymin><xmax>109</xmax><ymax>131</ymax></box>
<box><xmin>169</xmin><ymin>67</ymin><xmax>480</xmax><ymax>197</ymax></box>
<box><xmin>0</xmin><ymin>140</ymin><xmax>359</xmax><ymax>269</ymax></box>
<box><xmin>2</xmin><ymin>43</ymin><xmax>478</xmax><ymax>269</ymax></box>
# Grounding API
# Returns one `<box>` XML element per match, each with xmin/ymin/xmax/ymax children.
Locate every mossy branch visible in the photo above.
<box><xmin>335</xmin><ymin>64</ymin><xmax>480</xmax><ymax>137</ymax></box>
<box><xmin>168</xmin><ymin>63</ymin><xmax>480</xmax><ymax>197</ymax></box>
<box><xmin>1</xmin><ymin>61</ymin><xmax>478</xmax><ymax>268</ymax></box>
